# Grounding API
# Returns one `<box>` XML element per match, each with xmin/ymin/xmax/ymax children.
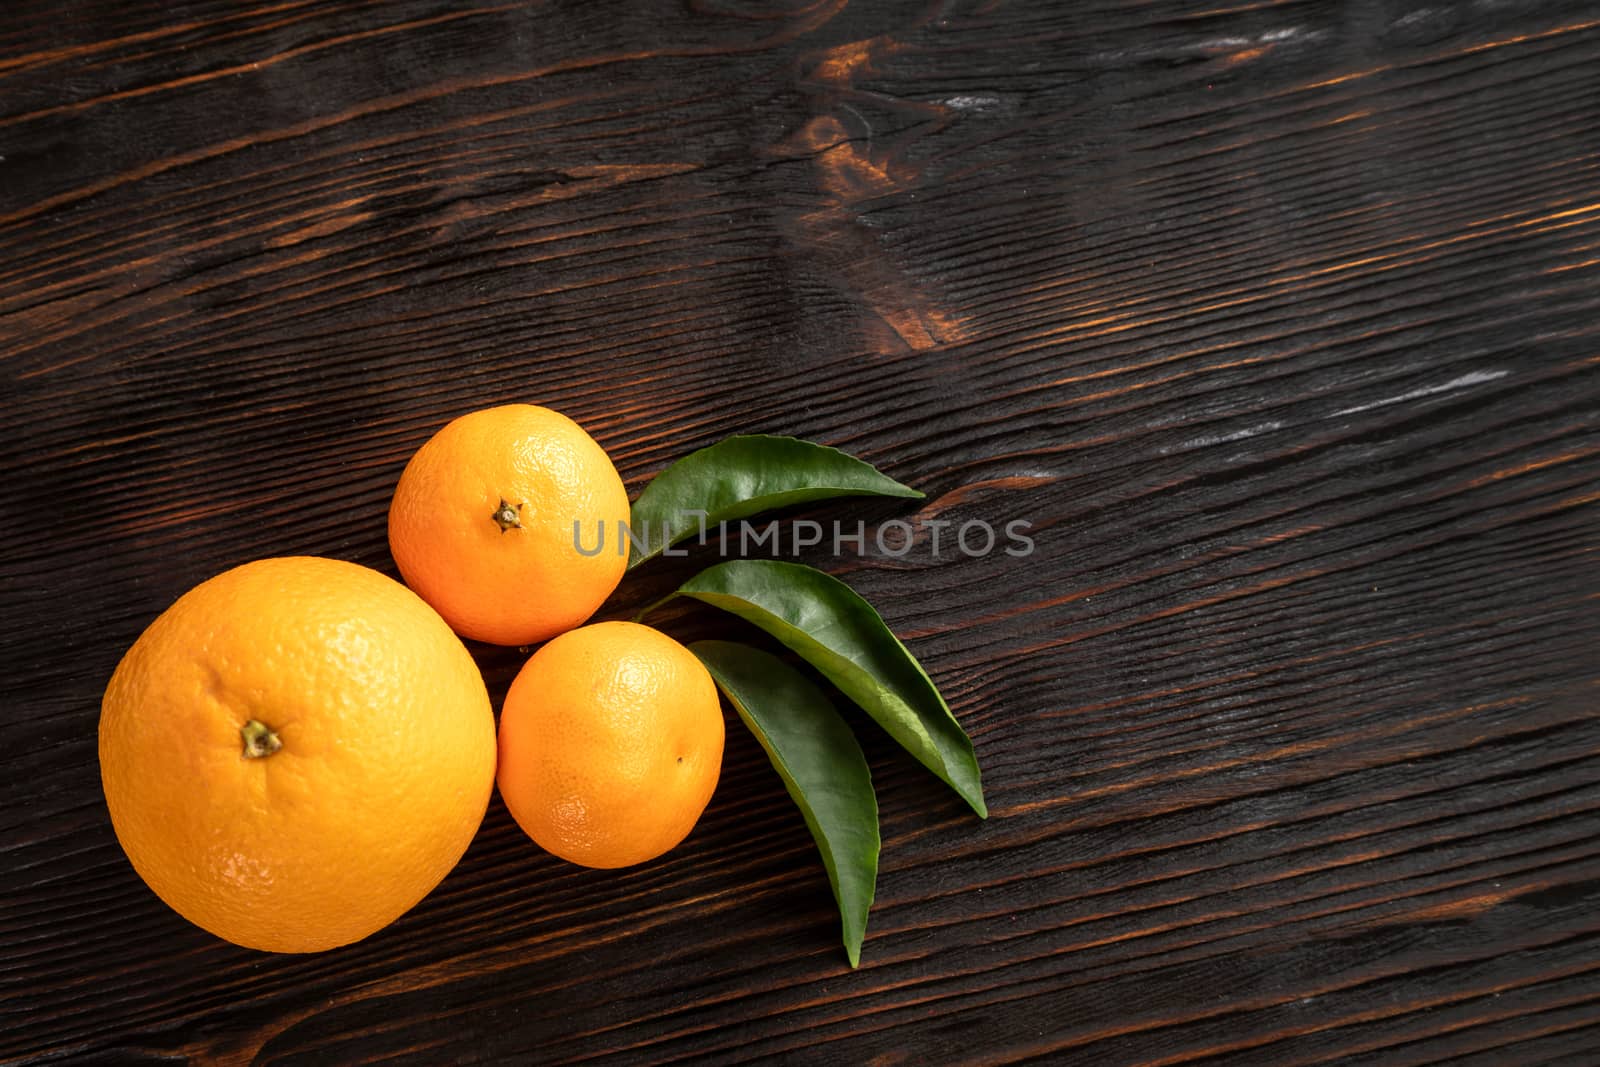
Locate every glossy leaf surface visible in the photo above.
<box><xmin>627</xmin><ymin>435</ymin><xmax>922</xmax><ymax>568</ymax></box>
<box><xmin>674</xmin><ymin>560</ymin><xmax>985</xmax><ymax>817</ymax></box>
<box><xmin>692</xmin><ymin>640</ymin><xmax>879</xmax><ymax>967</ymax></box>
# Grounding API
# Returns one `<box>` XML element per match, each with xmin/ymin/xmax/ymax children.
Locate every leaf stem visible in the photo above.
<box><xmin>631</xmin><ymin>591</ymin><xmax>678</xmax><ymax>623</ymax></box>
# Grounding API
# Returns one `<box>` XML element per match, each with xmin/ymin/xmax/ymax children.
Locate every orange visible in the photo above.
<box><xmin>497</xmin><ymin>621</ymin><xmax>724</xmax><ymax>868</ymax></box>
<box><xmin>387</xmin><ymin>404</ymin><xmax>631</xmax><ymax>647</ymax></box>
<box><xmin>98</xmin><ymin>557</ymin><xmax>497</xmax><ymax>953</ymax></box>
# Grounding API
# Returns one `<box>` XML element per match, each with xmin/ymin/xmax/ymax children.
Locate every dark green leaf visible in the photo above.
<box><xmin>691</xmin><ymin>640</ymin><xmax>879</xmax><ymax>967</ymax></box>
<box><xmin>672</xmin><ymin>560</ymin><xmax>986</xmax><ymax>818</ymax></box>
<box><xmin>627</xmin><ymin>435</ymin><xmax>922</xmax><ymax>569</ymax></box>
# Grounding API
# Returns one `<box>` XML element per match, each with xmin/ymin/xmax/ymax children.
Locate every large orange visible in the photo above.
<box><xmin>99</xmin><ymin>557</ymin><xmax>497</xmax><ymax>953</ymax></box>
<box><xmin>497</xmin><ymin>621</ymin><xmax>724</xmax><ymax>868</ymax></box>
<box><xmin>387</xmin><ymin>404</ymin><xmax>631</xmax><ymax>647</ymax></box>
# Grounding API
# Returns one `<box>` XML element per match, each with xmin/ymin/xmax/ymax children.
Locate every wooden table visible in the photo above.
<box><xmin>5</xmin><ymin>2</ymin><xmax>1599</xmax><ymax>1063</ymax></box>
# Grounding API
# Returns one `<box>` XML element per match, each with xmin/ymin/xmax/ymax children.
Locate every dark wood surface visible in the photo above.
<box><xmin>4</xmin><ymin>1</ymin><xmax>1599</xmax><ymax>1063</ymax></box>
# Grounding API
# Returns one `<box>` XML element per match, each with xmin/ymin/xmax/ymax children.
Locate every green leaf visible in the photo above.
<box><xmin>671</xmin><ymin>560</ymin><xmax>986</xmax><ymax>818</ymax></box>
<box><xmin>627</xmin><ymin>435</ymin><xmax>923</xmax><ymax>569</ymax></box>
<box><xmin>691</xmin><ymin>640</ymin><xmax>879</xmax><ymax>968</ymax></box>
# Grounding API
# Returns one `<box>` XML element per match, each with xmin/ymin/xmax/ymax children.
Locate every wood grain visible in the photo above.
<box><xmin>3</xmin><ymin>0</ymin><xmax>1599</xmax><ymax>1063</ymax></box>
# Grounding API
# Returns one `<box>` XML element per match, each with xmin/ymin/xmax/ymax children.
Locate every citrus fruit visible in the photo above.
<box><xmin>387</xmin><ymin>404</ymin><xmax>631</xmax><ymax>647</ymax></box>
<box><xmin>99</xmin><ymin>556</ymin><xmax>497</xmax><ymax>953</ymax></box>
<box><xmin>496</xmin><ymin>621</ymin><xmax>724</xmax><ymax>868</ymax></box>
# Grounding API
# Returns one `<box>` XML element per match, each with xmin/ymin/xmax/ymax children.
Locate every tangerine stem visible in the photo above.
<box><xmin>492</xmin><ymin>499</ymin><xmax>522</xmax><ymax>532</ymax></box>
<box><xmin>240</xmin><ymin>719</ymin><xmax>282</xmax><ymax>759</ymax></box>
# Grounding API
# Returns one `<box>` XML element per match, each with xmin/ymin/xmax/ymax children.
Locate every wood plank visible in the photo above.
<box><xmin>3</xmin><ymin>0</ymin><xmax>1598</xmax><ymax>1062</ymax></box>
